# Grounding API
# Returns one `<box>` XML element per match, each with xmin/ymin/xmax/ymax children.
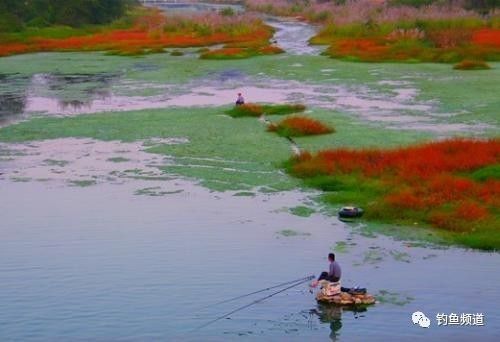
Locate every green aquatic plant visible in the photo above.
<box><xmin>277</xmin><ymin>229</ymin><xmax>311</xmax><ymax>237</ymax></box>
<box><xmin>390</xmin><ymin>250</ymin><xmax>411</xmax><ymax>263</ymax></box>
<box><xmin>68</xmin><ymin>179</ymin><xmax>97</xmax><ymax>187</ymax></box>
<box><xmin>43</xmin><ymin>159</ymin><xmax>70</xmax><ymax>167</ymax></box>
<box><xmin>107</xmin><ymin>157</ymin><xmax>130</xmax><ymax>163</ymax></box>
<box><xmin>225</xmin><ymin>103</ymin><xmax>306</xmax><ymax>118</ymax></box>
<box><xmin>376</xmin><ymin>290</ymin><xmax>414</xmax><ymax>306</ymax></box>
<box><xmin>289</xmin><ymin>205</ymin><xmax>316</xmax><ymax>217</ymax></box>
<box><xmin>134</xmin><ymin>187</ymin><xmax>183</xmax><ymax>196</ymax></box>
<box><xmin>332</xmin><ymin>241</ymin><xmax>353</xmax><ymax>254</ymax></box>
<box><xmin>233</xmin><ymin>191</ymin><xmax>256</xmax><ymax>197</ymax></box>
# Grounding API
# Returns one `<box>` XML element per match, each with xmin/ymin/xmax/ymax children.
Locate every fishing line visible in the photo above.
<box><xmin>194</xmin><ymin>275</ymin><xmax>315</xmax><ymax>331</ymax></box>
<box><xmin>203</xmin><ymin>274</ymin><xmax>315</xmax><ymax>308</ymax></box>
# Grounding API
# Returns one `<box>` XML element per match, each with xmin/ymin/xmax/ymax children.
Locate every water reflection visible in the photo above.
<box><xmin>0</xmin><ymin>74</ymin><xmax>29</xmax><ymax>125</ymax></box>
<box><xmin>29</xmin><ymin>72</ymin><xmax>116</xmax><ymax>97</ymax></box>
<box><xmin>311</xmin><ymin>303</ymin><xmax>368</xmax><ymax>341</ymax></box>
<box><xmin>0</xmin><ymin>72</ymin><xmax>119</xmax><ymax>124</ymax></box>
<box><xmin>0</xmin><ymin>93</ymin><xmax>27</xmax><ymax>124</ymax></box>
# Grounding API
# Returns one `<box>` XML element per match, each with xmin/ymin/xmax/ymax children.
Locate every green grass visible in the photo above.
<box><xmin>225</xmin><ymin>103</ymin><xmax>306</xmax><ymax>118</ymax></box>
<box><xmin>469</xmin><ymin>164</ymin><xmax>500</xmax><ymax>182</ymax></box>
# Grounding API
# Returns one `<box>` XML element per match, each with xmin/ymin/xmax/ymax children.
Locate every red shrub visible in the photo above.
<box><xmin>427</xmin><ymin>28</ymin><xmax>472</xmax><ymax>48</ymax></box>
<box><xmin>473</xmin><ymin>28</ymin><xmax>500</xmax><ymax>48</ymax></box>
<box><xmin>455</xmin><ymin>201</ymin><xmax>489</xmax><ymax>221</ymax></box>
<box><xmin>288</xmin><ymin>138</ymin><xmax>500</xmax><ymax>234</ymax></box>
<box><xmin>258</xmin><ymin>45</ymin><xmax>284</xmax><ymax>55</ymax></box>
<box><xmin>385</xmin><ymin>189</ymin><xmax>426</xmax><ymax>209</ymax></box>
<box><xmin>270</xmin><ymin>116</ymin><xmax>333</xmax><ymax>136</ymax></box>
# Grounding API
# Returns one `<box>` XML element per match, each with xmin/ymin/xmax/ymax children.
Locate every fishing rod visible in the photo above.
<box><xmin>194</xmin><ymin>275</ymin><xmax>315</xmax><ymax>331</ymax></box>
<box><xmin>204</xmin><ymin>274</ymin><xmax>316</xmax><ymax>308</ymax></box>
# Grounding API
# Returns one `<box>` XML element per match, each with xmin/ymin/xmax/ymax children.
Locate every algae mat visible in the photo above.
<box><xmin>0</xmin><ymin>106</ymin><xmax>433</xmax><ymax>191</ymax></box>
<box><xmin>0</xmin><ymin>53</ymin><xmax>499</xmax><ymax>135</ymax></box>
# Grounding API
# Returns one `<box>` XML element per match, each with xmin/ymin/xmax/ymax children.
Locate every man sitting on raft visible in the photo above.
<box><xmin>236</xmin><ymin>93</ymin><xmax>245</xmax><ymax>106</ymax></box>
<box><xmin>311</xmin><ymin>253</ymin><xmax>341</xmax><ymax>287</ymax></box>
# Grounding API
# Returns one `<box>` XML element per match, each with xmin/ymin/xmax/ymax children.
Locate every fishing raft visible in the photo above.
<box><xmin>316</xmin><ymin>281</ymin><xmax>376</xmax><ymax>306</ymax></box>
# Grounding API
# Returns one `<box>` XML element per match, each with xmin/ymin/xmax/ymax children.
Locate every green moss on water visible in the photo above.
<box><xmin>390</xmin><ymin>250</ymin><xmax>411</xmax><ymax>263</ymax></box>
<box><xmin>277</xmin><ymin>229</ymin><xmax>311</xmax><ymax>237</ymax></box>
<box><xmin>1</xmin><ymin>53</ymin><xmax>498</xmax><ymax>132</ymax></box>
<box><xmin>107</xmin><ymin>157</ymin><xmax>130</xmax><ymax>163</ymax></box>
<box><xmin>375</xmin><ymin>290</ymin><xmax>414</xmax><ymax>306</ymax></box>
<box><xmin>289</xmin><ymin>205</ymin><xmax>316</xmax><ymax>217</ymax></box>
<box><xmin>43</xmin><ymin>159</ymin><xmax>70</xmax><ymax>167</ymax></box>
<box><xmin>134</xmin><ymin>187</ymin><xmax>183</xmax><ymax>196</ymax></box>
<box><xmin>68</xmin><ymin>179</ymin><xmax>96</xmax><ymax>187</ymax></box>
<box><xmin>1</xmin><ymin>53</ymin><xmax>498</xmax><ymax>250</ymax></box>
<box><xmin>332</xmin><ymin>241</ymin><xmax>354</xmax><ymax>254</ymax></box>
<box><xmin>0</xmin><ymin>107</ymin><xmax>297</xmax><ymax>191</ymax></box>
<box><xmin>233</xmin><ymin>191</ymin><xmax>256</xmax><ymax>197</ymax></box>
<box><xmin>10</xmin><ymin>177</ymin><xmax>31</xmax><ymax>182</ymax></box>
<box><xmin>0</xmin><ymin>105</ymin><xmax>437</xmax><ymax>192</ymax></box>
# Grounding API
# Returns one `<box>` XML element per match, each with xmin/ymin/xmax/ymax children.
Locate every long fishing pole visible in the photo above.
<box><xmin>204</xmin><ymin>274</ymin><xmax>315</xmax><ymax>308</ymax></box>
<box><xmin>194</xmin><ymin>275</ymin><xmax>315</xmax><ymax>331</ymax></box>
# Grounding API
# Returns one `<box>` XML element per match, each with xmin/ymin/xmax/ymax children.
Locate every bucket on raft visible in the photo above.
<box><xmin>338</xmin><ymin>206</ymin><xmax>364</xmax><ymax>220</ymax></box>
<box><xmin>316</xmin><ymin>281</ymin><xmax>375</xmax><ymax>306</ymax></box>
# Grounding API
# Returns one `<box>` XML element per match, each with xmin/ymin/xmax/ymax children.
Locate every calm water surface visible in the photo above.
<box><xmin>1</xmin><ymin>179</ymin><xmax>499</xmax><ymax>340</ymax></box>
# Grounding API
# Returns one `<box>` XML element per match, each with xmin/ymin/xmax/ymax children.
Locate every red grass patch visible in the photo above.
<box><xmin>329</xmin><ymin>38</ymin><xmax>390</xmax><ymax>61</ymax></box>
<box><xmin>453</xmin><ymin>59</ymin><xmax>490</xmax><ymax>70</ymax></box>
<box><xmin>268</xmin><ymin>116</ymin><xmax>334</xmax><ymax>137</ymax></box>
<box><xmin>455</xmin><ymin>201</ymin><xmax>490</xmax><ymax>221</ymax></box>
<box><xmin>320</xmin><ymin>26</ymin><xmax>500</xmax><ymax>63</ymax></box>
<box><xmin>472</xmin><ymin>28</ymin><xmax>500</xmax><ymax>48</ymax></box>
<box><xmin>288</xmin><ymin>139</ymin><xmax>500</xmax><ymax>235</ymax></box>
<box><xmin>258</xmin><ymin>45</ymin><xmax>285</xmax><ymax>54</ymax></box>
<box><xmin>0</xmin><ymin>11</ymin><xmax>275</xmax><ymax>57</ymax></box>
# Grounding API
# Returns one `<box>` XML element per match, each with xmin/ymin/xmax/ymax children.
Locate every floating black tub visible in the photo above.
<box><xmin>338</xmin><ymin>206</ymin><xmax>364</xmax><ymax>220</ymax></box>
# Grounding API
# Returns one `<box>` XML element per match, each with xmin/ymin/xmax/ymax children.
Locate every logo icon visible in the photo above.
<box><xmin>412</xmin><ymin>311</ymin><xmax>431</xmax><ymax>328</ymax></box>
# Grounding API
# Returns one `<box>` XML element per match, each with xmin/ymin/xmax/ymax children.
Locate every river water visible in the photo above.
<box><xmin>1</xmin><ymin>4</ymin><xmax>499</xmax><ymax>341</ymax></box>
<box><xmin>1</xmin><ymin>178</ymin><xmax>499</xmax><ymax>340</ymax></box>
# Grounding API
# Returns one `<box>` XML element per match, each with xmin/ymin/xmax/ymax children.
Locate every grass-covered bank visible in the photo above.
<box><xmin>0</xmin><ymin>7</ymin><xmax>278</xmax><ymax>58</ymax></box>
<box><xmin>311</xmin><ymin>19</ymin><xmax>500</xmax><ymax>64</ymax></box>
<box><xmin>285</xmin><ymin>140</ymin><xmax>500</xmax><ymax>250</ymax></box>
<box><xmin>246</xmin><ymin>0</ymin><xmax>500</xmax><ymax>64</ymax></box>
